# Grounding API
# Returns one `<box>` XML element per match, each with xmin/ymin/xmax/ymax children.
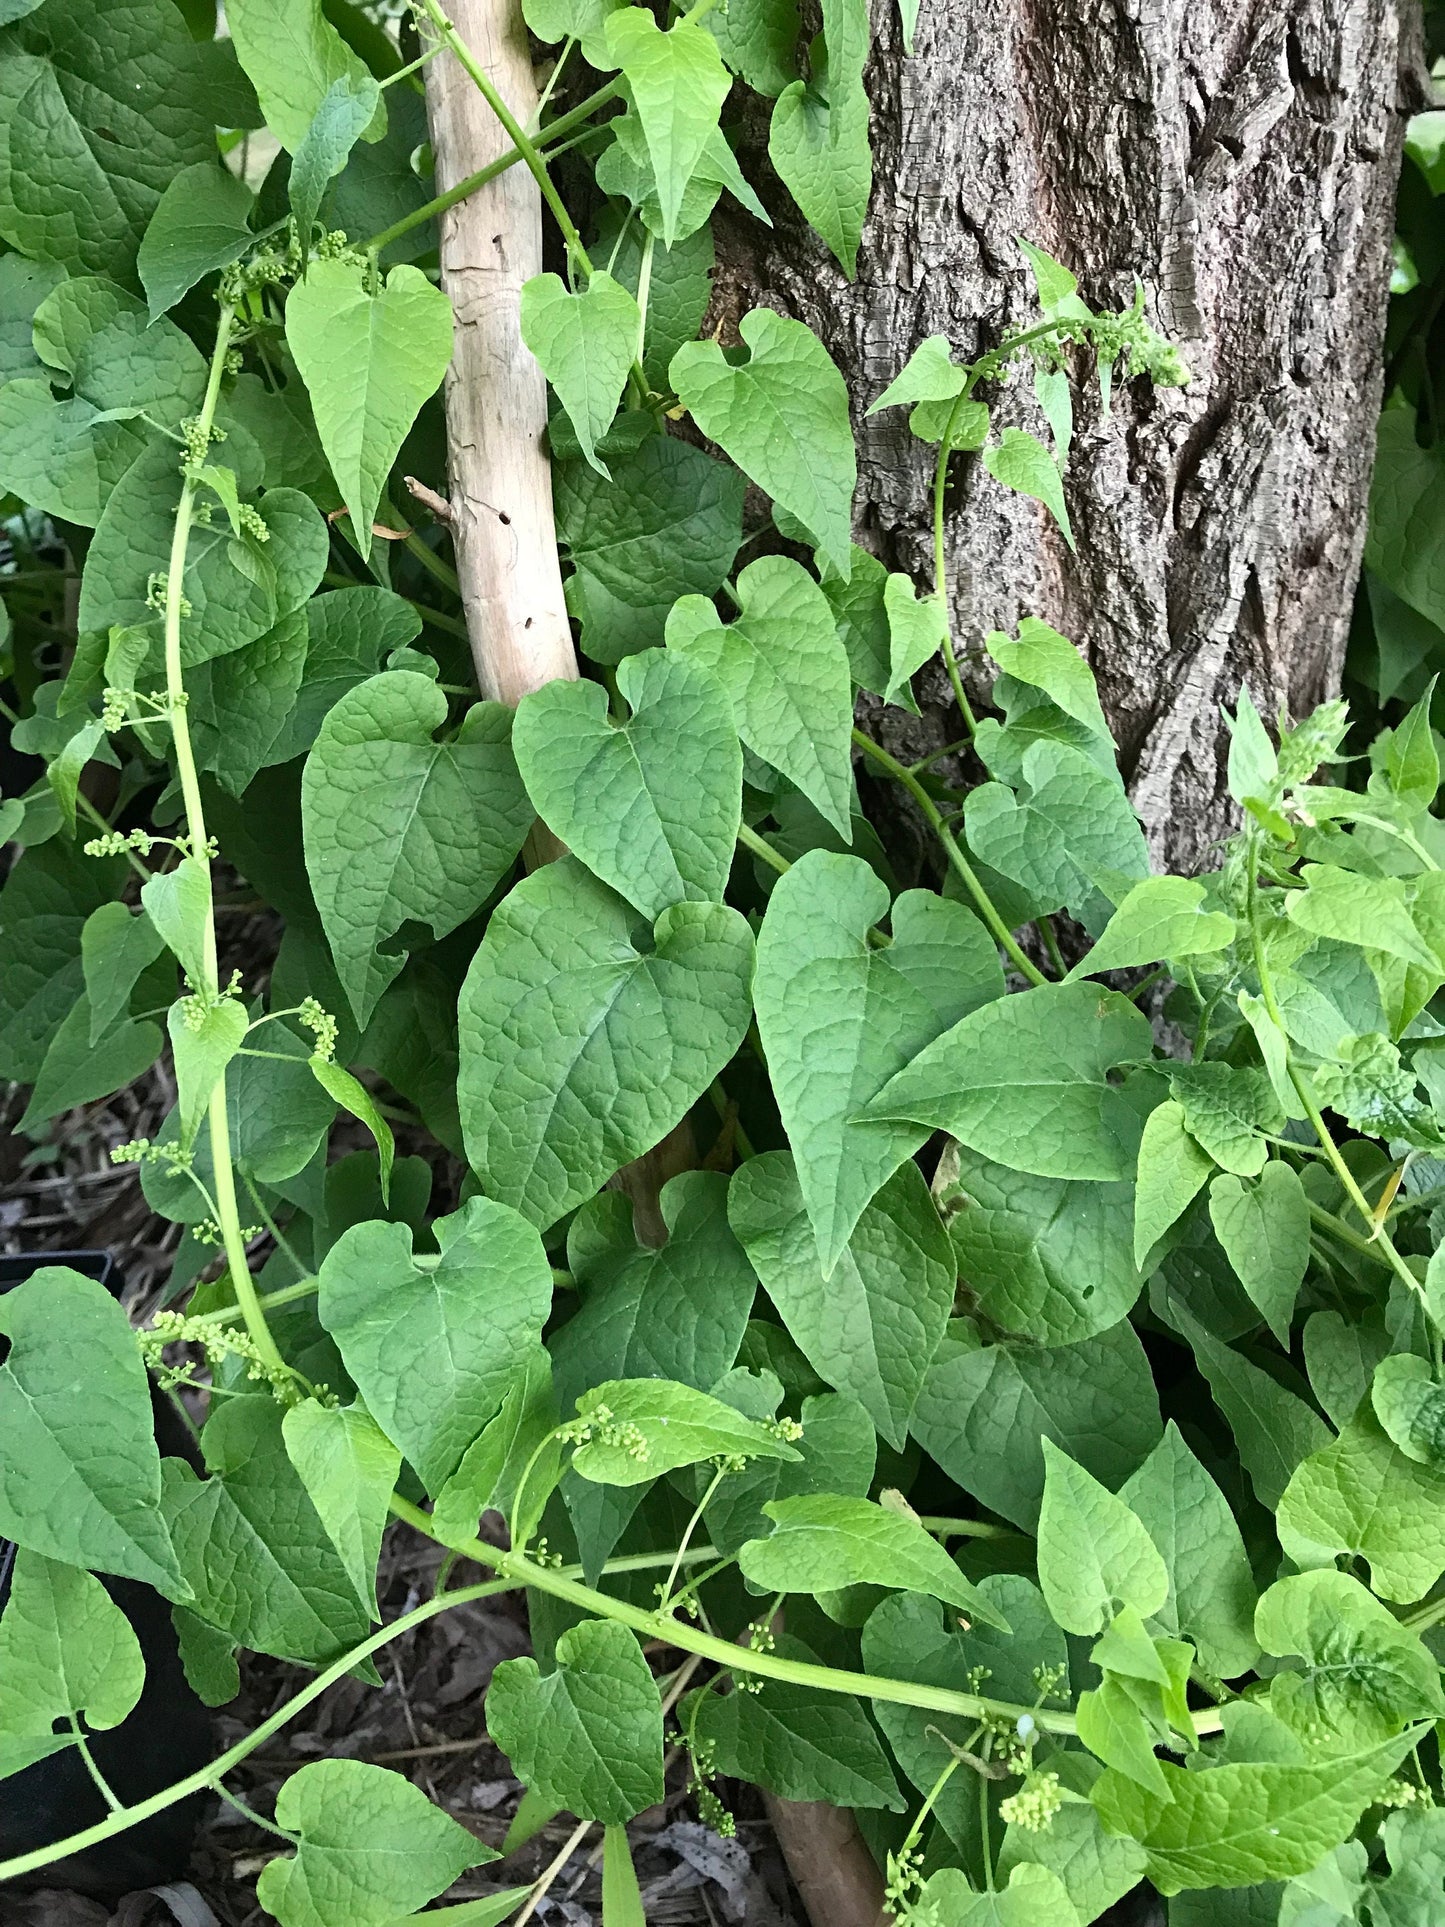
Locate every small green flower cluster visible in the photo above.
<box><xmin>138</xmin><ymin>1308</ymin><xmax>294</xmax><ymax>1401</ymax></box>
<box><xmin>299</xmin><ymin>996</ymin><xmax>339</xmax><ymax>1062</ymax></box>
<box><xmin>998</xmin><ymin>1770</ymin><xmax>1064</xmax><ymax>1832</ymax></box>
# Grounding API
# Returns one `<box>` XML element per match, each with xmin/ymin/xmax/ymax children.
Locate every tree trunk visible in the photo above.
<box><xmin>711</xmin><ymin>0</ymin><xmax>1421</xmax><ymax>868</ymax></box>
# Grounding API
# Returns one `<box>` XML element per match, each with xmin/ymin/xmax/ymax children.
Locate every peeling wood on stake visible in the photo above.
<box><xmin>422</xmin><ymin>0</ymin><xmax>689</xmax><ymax>1232</ymax></box>
<box><xmin>423</xmin><ymin>0</ymin><xmax>577</xmax><ymax>705</ymax></box>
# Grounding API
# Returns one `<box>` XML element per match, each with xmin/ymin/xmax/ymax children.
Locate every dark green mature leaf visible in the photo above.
<box><xmin>165</xmin><ymin>1395</ymin><xmax>373</xmax><ymax>1665</ymax></box>
<box><xmin>138</xmin><ymin>162</ymin><xmax>256</xmax><ymax>318</ymax></box>
<box><xmin>0</xmin><ymin>838</ymin><xmax>124</xmax><ymax>1081</ymax></box>
<box><xmin>0</xmin><ymin>1268</ymin><xmax>184</xmax><ymax>1597</ymax></box>
<box><xmin>1277</xmin><ymin>1407</ymin><xmax>1445</xmax><ymax>1604</ymax></box>
<box><xmin>692</xmin><ymin>1634</ymin><xmax>903</xmax><ymax>1809</ymax></box>
<box><xmin>1184</xmin><ymin>1320</ymin><xmax>1331</xmax><ymax>1512</ymax></box>
<box><xmin>431</xmin><ymin>1347</ymin><xmax>558</xmax><ymax>1551</ymax></box>
<box><xmin>729</xmin><ymin>1152</ymin><xmax>954</xmax><ymax>1449</ymax></box>
<box><xmin>319</xmin><ymin>1196</ymin><xmax>553</xmax><ymax>1495</ymax></box>
<box><xmin>753</xmin><ymin>852</ymin><xmax>1003</xmax><ymax>1272</ymax></box>
<box><xmin>861</xmin><ymin>1579</ymin><xmax>1066</xmax><ymax>1844</ymax></box>
<box><xmin>705</xmin><ymin>1388</ymin><xmax>876</xmax><ymax>1556</ymax></box>
<box><xmin>866</xmin><ymin>981</ymin><xmax>1152</xmax><ymax>1182</ymax></box>
<box><xmin>671</xmin><ymin>308</ymin><xmax>856</xmax><ymax>572</ymax></box>
<box><xmin>667</xmin><ymin>555</ymin><xmax>855</xmax><ymax>838</ymax></box>
<box><xmin>1371</xmin><ymin>1352</ymin><xmax>1445</xmax><ymax>1466</ymax></box>
<box><xmin>190</xmin><ymin>608</ymin><xmax>310</xmax><ymax>795</ymax></box>
<box><xmin>19</xmin><ymin>995</ymin><xmax>163</xmax><ymax>1130</ymax></box>
<box><xmin>999</xmin><ymin>1779</ymin><xmax>1148</xmax><ymax>1926</ymax></box>
<box><xmin>946</xmin><ymin>1146</ymin><xmax>1145</xmax><ymax>1346</ymax></box>
<box><xmin>255</xmin><ymin>1760</ymin><xmax>491</xmax><ymax>1927</ymax></box>
<box><xmin>487</xmin><ymin>1618</ymin><xmax>664</xmax><ymax>1824</ymax></box>
<box><xmin>1366</xmin><ymin>408</ymin><xmax>1445</xmax><ymax>631</ymax></box>
<box><xmin>739</xmin><ymin>1494</ymin><xmax>1009</xmax><ymax>1625</ymax></box>
<box><xmin>33</xmin><ymin>274</ymin><xmax>207</xmax><ymax>414</ymax></box>
<box><xmin>0</xmin><ymin>1549</ymin><xmax>145</xmax><ymax>1777</ymax></box>
<box><xmin>290</xmin><ymin>73</ymin><xmax>381</xmax><ymax>242</ymax></box>
<box><xmin>227</xmin><ymin>0</ymin><xmax>382</xmax><ymax>154</ymax></box>
<box><xmin>80</xmin><ymin>442</ymin><xmax>327</xmax><ymax>668</ymax></box>
<box><xmin>1092</xmin><ymin>1737</ymin><xmax>1418</xmax><ymax>1895</ymax></box>
<box><xmin>285</xmin><ymin>258</ymin><xmax>452</xmax><ymax>560</ymax></box>
<box><xmin>1255</xmin><ymin>1568</ymin><xmax>1443</xmax><ymax>1749</ymax></box>
<box><xmin>302</xmin><ymin>671</ymin><xmax>533</xmax><ymax>1024</ymax></box>
<box><xmin>0</xmin><ymin>252</ymin><xmax>64</xmax><ymax>384</ymax></box>
<box><xmin>910</xmin><ymin>1319</ymin><xmax>1161</xmax><ymax>1531</ymax></box>
<box><xmin>514</xmin><ymin>648</ymin><xmax>740</xmax><ymax>919</ymax></box>
<box><xmin>557</xmin><ymin>432</ymin><xmax>744</xmax><ymax>662</ymax></box>
<box><xmin>549</xmin><ymin>1174</ymin><xmax>757</xmax><ymax>1412</ymax></box>
<box><xmin>0</xmin><ymin>0</ymin><xmax>213</xmax><ymax>278</ymax></box>
<box><xmin>81</xmin><ymin>902</ymin><xmax>166</xmax><ymax>1045</ymax></box>
<box><xmin>707</xmin><ymin>0</ymin><xmax>799</xmax><ymax>93</ymax></box>
<box><xmin>1120</xmin><ymin>1424</ymin><xmax>1259</xmax><ymax>1679</ymax></box>
<box><xmin>457</xmin><ymin>860</ymin><xmax>754</xmax><ymax>1228</ymax></box>
<box><xmin>266</xmin><ymin>586</ymin><xmax>422</xmax><ymax>765</ymax></box>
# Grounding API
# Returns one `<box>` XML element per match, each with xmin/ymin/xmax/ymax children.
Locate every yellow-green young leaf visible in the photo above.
<box><xmin>525</xmin><ymin>0</ymin><xmax>626</xmax><ymax>63</ymax></box>
<box><xmin>914</xmin><ymin>1864</ymin><xmax>1081</xmax><ymax>1925</ymax></box>
<box><xmin>227</xmin><ymin>0</ymin><xmax>383</xmax><ymax>154</ymax></box>
<box><xmin>285</xmin><ymin>259</ymin><xmax>452</xmax><ymax>560</ymax></box>
<box><xmin>603</xmin><ymin>9</ymin><xmax>731</xmax><ymax>244</ymax></box>
<box><xmin>512</xmin><ymin>648</ymin><xmax>741</xmax><ymax>920</ymax></box>
<box><xmin>867</xmin><ymin>335</ymin><xmax>966</xmax><ymax>415</ymax></box>
<box><xmin>882</xmin><ymin>571</ymin><xmax>949</xmax><ymax>702</ymax></box>
<box><xmin>167</xmin><ymin>995</ymin><xmax>248</xmax><ymax>1153</ymax></box>
<box><xmin>738</xmin><ymin>1493</ymin><xmax>1010</xmax><ymax>1626</ymax></box>
<box><xmin>138</xmin><ymin>162</ymin><xmax>256</xmax><ymax>319</ymax></box>
<box><xmin>1255</xmin><ymin>1568</ymin><xmax>1445</xmax><ymax>1750</ymax></box>
<box><xmin>1277</xmin><ymin>1407</ymin><xmax>1445</xmax><ymax>1604</ymax></box>
<box><xmin>457</xmin><ymin>860</ymin><xmax>754</xmax><ymax>1229</ymax></box>
<box><xmin>81</xmin><ymin>902</ymin><xmax>166</xmax><ymax>1046</ymax></box>
<box><xmin>1091</xmin><ymin>1736</ymin><xmax>1420</xmax><ymax>1895</ymax></box>
<box><xmin>1207</xmin><ymin>1163</ymin><xmax>1309</xmax><ymax>1347</ymax></box>
<box><xmin>0</xmin><ymin>1549</ymin><xmax>145</xmax><ymax>1771</ymax></box>
<box><xmin>671</xmin><ymin>309</ymin><xmax>856</xmax><ymax>574</ymax></box>
<box><xmin>1168</xmin><ymin>1062</ymin><xmax>1282</xmax><ymax>1178</ymax></box>
<box><xmin>431</xmin><ymin>1347</ymin><xmax>558</xmax><ymax>1550</ymax></box>
<box><xmin>603</xmin><ymin>1825</ymin><xmax>646</xmax><ymax>1927</ymax></box>
<box><xmin>521</xmin><ymin>270</ymin><xmax>639</xmax><ymax>473</ymax></box>
<box><xmin>141</xmin><ymin>856</ymin><xmax>213</xmax><ymax>990</ymax></box>
<box><xmin>0</xmin><ymin>1268</ymin><xmax>185</xmax><ymax>1598</ymax></box>
<box><xmin>998</xmin><ymin>1793</ymin><xmax>1147</xmax><ymax>1926</ymax></box>
<box><xmin>570</xmin><ymin>1377</ymin><xmax>800</xmax><ymax>1485</ymax></box>
<box><xmin>302</xmin><ymin>672</ymin><xmax>533</xmax><ymax>1025</ymax></box>
<box><xmin>282</xmin><ymin>1400</ymin><xmax>401</xmax><ymax>1621</ymax></box>
<box><xmin>983</xmin><ymin>426</ymin><xmax>1075</xmax><ymax>549</ymax></box>
<box><xmin>666</xmin><ymin>554</ymin><xmax>856</xmax><ymax>838</ymax></box>
<box><xmin>255</xmin><ymin>1760</ymin><xmax>493</xmax><ymax>1927</ymax></box>
<box><xmin>308</xmin><ymin>1057</ymin><xmax>394</xmax><ymax>1204</ymax></box>
<box><xmin>1284</xmin><ymin>864</ymin><xmax>1440</xmax><ymax>974</ymax></box>
<box><xmin>1036</xmin><ymin>1439</ymin><xmax>1167</xmax><ymax>1636</ymax></box>
<box><xmin>728</xmin><ymin>1152</ymin><xmax>956</xmax><ymax>1450</ymax></box>
<box><xmin>986</xmin><ymin>616</ymin><xmax>1109</xmax><ymax>738</ymax></box>
<box><xmin>487</xmin><ymin>1619</ymin><xmax>664</xmax><ymax>1824</ymax></box>
<box><xmin>768</xmin><ymin>0</ymin><xmax>871</xmax><ymax>278</ymax></box>
<box><xmin>1075</xmin><ymin>1676</ymin><xmax>1170</xmax><ymax>1798</ymax></box>
<box><xmin>45</xmin><ymin>714</ymin><xmax>102</xmax><ymax>834</ymax></box>
<box><xmin>1372</xmin><ymin>1351</ymin><xmax>1445</xmax><ymax>1467</ymax></box>
<box><xmin>1120</xmin><ymin>1424</ymin><xmax>1260</xmax><ymax>1680</ymax></box>
<box><xmin>18</xmin><ymin>996</ymin><xmax>163</xmax><ymax>1133</ymax></box>
<box><xmin>1069</xmin><ymin>876</ymin><xmax>1236</xmax><ymax>979</ymax></box>
<box><xmin>1133</xmin><ymin>1099</ymin><xmax>1215</xmax><ymax>1267</ymax></box>
<box><xmin>864</xmin><ymin>981</ymin><xmax>1153</xmax><ymax>1183</ymax></box>
<box><xmin>318</xmin><ymin>1197</ymin><xmax>554</xmax><ymax>1496</ymax></box>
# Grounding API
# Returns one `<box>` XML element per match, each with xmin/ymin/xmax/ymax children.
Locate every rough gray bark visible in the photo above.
<box><xmin>712</xmin><ymin>0</ymin><xmax>1421</xmax><ymax>869</ymax></box>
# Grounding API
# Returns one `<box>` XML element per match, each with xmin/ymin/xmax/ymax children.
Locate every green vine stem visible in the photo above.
<box><xmin>1244</xmin><ymin>830</ymin><xmax>1432</xmax><ymax>1322</ymax></box>
<box><xmin>851</xmin><ymin>728</ymin><xmax>1048</xmax><ymax>986</ymax></box>
<box><xmin>162</xmin><ymin>306</ymin><xmax>286</xmax><ymax>1378</ymax></box>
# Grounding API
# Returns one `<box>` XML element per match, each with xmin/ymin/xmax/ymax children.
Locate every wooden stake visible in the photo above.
<box><xmin>423</xmin><ymin>0</ymin><xmax>577</xmax><ymax>705</ymax></box>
